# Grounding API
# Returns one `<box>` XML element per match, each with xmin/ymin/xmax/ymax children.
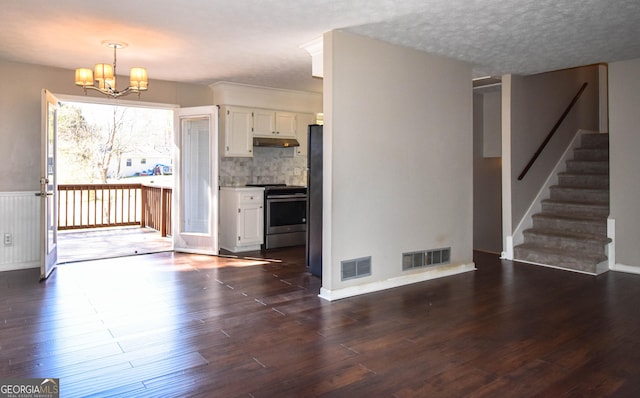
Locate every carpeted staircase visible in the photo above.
<box><xmin>514</xmin><ymin>133</ymin><xmax>610</xmax><ymax>274</ymax></box>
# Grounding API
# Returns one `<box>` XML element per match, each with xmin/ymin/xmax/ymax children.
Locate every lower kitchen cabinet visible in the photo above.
<box><xmin>219</xmin><ymin>187</ymin><xmax>264</xmax><ymax>252</ymax></box>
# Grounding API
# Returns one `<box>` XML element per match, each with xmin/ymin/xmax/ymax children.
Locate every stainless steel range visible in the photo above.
<box><xmin>246</xmin><ymin>184</ymin><xmax>307</xmax><ymax>249</ymax></box>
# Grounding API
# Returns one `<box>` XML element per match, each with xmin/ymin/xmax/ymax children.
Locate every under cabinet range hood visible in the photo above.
<box><xmin>253</xmin><ymin>137</ymin><xmax>300</xmax><ymax>148</ymax></box>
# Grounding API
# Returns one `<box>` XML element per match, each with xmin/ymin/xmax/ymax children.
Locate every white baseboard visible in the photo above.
<box><xmin>0</xmin><ymin>261</ymin><xmax>39</xmax><ymax>272</ymax></box>
<box><xmin>318</xmin><ymin>262</ymin><xmax>476</xmax><ymax>301</ymax></box>
<box><xmin>610</xmin><ymin>263</ymin><xmax>640</xmax><ymax>275</ymax></box>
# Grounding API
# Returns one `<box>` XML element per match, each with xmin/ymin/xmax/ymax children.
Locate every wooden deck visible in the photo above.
<box><xmin>2</xmin><ymin>249</ymin><xmax>640</xmax><ymax>396</ymax></box>
<box><xmin>57</xmin><ymin>227</ymin><xmax>172</xmax><ymax>263</ymax></box>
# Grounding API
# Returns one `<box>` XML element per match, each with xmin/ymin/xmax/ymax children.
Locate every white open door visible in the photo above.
<box><xmin>40</xmin><ymin>89</ymin><xmax>58</xmax><ymax>279</ymax></box>
<box><xmin>173</xmin><ymin>106</ymin><xmax>219</xmax><ymax>254</ymax></box>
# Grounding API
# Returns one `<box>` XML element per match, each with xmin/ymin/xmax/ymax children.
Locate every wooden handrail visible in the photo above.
<box><xmin>517</xmin><ymin>82</ymin><xmax>589</xmax><ymax>181</ymax></box>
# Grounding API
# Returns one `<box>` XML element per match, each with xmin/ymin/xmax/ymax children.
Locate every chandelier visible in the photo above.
<box><xmin>74</xmin><ymin>41</ymin><xmax>148</xmax><ymax>98</ymax></box>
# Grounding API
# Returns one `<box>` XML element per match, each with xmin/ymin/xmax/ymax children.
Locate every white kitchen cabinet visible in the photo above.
<box><xmin>275</xmin><ymin>112</ymin><xmax>297</xmax><ymax>138</ymax></box>
<box><xmin>220</xmin><ymin>106</ymin><xmax>253</xmax><ymax>157</ymax></box>
<box><xmin>294</xmin><ymin>113</ymin><xmax>316</xmax><ymax>157</ymax></box>
<box><xmin>219</xmin><ymin>187</ymin><xmax>264</xmax><ymax>252</ymax></box>
<box><xmin>253</xmin><ymin>110</ymin><xmax>297</xmax><ymax>138</ymax></box>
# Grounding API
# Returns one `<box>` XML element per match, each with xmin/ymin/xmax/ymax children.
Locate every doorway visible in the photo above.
<box><xmin>55</xmin><ymin>100</ymin><xmax>174</xmax><ymax>263</ymax></box>
<box><xmin>473</xmin><ymin>87</ymin><xmax>503</xmax><ymax>254</ymax></box>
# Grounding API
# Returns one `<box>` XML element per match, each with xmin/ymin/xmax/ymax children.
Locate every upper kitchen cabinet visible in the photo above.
<box><xmin>294</xmin><ymin>113</ymin><xmax>317</xmax><ymax>157</ymax></box>
<box><xmin>220</xmin><ymin>106</ymin><xmax>253</xmax><ymax>157</ymax></box>
<box><xmin>253</xmin><ymin>110</ymin><xmax>297</xmax><ymax>138</ymax></box>
<box><xmin>211</xmin><ymin>82</ymin><xmax>322</xmax><ymax>158</ymax></box>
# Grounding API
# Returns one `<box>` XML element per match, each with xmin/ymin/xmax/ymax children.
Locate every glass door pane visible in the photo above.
<box><xmin>181</xmin><ymin>118</ymin><xmax>210</xmax><ymax>234</ymax></box>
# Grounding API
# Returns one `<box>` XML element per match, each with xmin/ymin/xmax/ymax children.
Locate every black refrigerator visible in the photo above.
<box><xmin>306</xmin><ymin>124</ymin><xmax>323</xmax><ymax>277</ymax></box>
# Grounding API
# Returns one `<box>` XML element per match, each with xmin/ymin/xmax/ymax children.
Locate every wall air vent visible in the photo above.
<box><xmin>341</xmin><ymin>256</ymin><xmax>372</xmax><ymax>281</ymax></box>
<box><xmin>403</xmin><ymin>247</ymin><xmax>451</xmax><ymax>270</ymax></box>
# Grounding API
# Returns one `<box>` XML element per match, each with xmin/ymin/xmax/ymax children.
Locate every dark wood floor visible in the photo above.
<box><xmin>1</xmin><ymin>248</ymin><xmax>640</xmax><ymax>397</ymax></box>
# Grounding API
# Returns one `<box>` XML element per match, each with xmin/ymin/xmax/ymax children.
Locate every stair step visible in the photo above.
<box><xmin>573</xmin><ymin>147</ymin><xmax>609</xmax><ymax>161</ymax></box>
<box><xmin>522</xmin><ymin>228</ymin><xmax>610</xmax><ymax>255</ymax></box>
<box><xmin>514</xmin><ymin>243</ymin><xmax>606</xmax><ymax>274</ymax></box>
<box><xmin>565</xmin><ymin>159</ymin><xmax>609</xmax><ymax>173</ymax></box>
<box><xmin>541</xmin><ymin>199</ymin><xmax>609</xmax><ymax>217</ymax></box>
<box><xmin>518</xmin><ymin>132</ymin><xmax>610</xmax><ymax>275</ymax></box>
<box><xmin>557</xmin><ymin>172</ymin><xmax>609</xmax><ymax>188</ymax></box>
<box><xmin>580</xmin><ymin>133</ymin><xmax>609</xmax><ymax>149</ymax></box>
<box><xmin>549</xmin><ymin>186</ymin><xmax>609</xmax><ymax>202</ymax></box>
<box><xmin>532</xmin><ymin>213</ymin><xmax>608</xmax><ymax>235</ymax></box>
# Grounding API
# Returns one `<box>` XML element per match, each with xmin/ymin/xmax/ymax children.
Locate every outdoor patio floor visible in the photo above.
<box><xmin>57</xmin><ymin>227</ymin><xmax>172</xmax><ymax>264</ymax></box>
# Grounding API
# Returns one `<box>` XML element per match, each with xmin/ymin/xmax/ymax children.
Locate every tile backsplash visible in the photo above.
<box><xmin>219</xmin><ymin>146</ymin><xmax>307</xmax><ymax>187</ymax></box>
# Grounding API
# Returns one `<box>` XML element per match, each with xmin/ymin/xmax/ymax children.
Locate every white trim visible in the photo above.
<box><xmin>501</xmin><ymin>74</ymin><xmax>513</xmax><ymax>259</ymax></box>
<box><xmin>0</xmin><ymin>191</ymin><xmax>39</xmax><ymax>196</ymax></box>
<box><xmin>610</xmin><ymin>263</ymin><xmax>640</xmax><ymax>275</ymax></box>
<box><xmin>300</xmin><ymin>37</ymin><xmax>324</xmax><ymax>78</ymax></box>
<box><xmin>55</xmin><ymin>93</ymin><xmax>179</xmax><ymax>110</ymax></box>
<box><xmin>607</xmin><ymin>217</ymin><xmax>615</xmax><ymax>268</ymax></box>
<box><xmin>502</xmin><ymin>235</ymin><xmax>514</xmax><ymax>260</ymax></box>
<box><xmin>318</xmin><ymin>263</ymin><xmax>476</xmax><ymax>301</ymax></box>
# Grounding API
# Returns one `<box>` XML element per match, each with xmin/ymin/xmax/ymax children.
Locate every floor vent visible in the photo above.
<box><xmin>341</xmin><ymin>256</ymin><xmax>372</xmax><ymax>281</ymax></box>
<box><xmin>403</xmin><ymin>247</ymin><xmax>451</xmax><ymax>270</ymax></box>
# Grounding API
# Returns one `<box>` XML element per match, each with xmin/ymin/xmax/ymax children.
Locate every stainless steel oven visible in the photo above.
<box><xmin>247</xmin><ymin>184</ymin><xmax>307</xmax><ymax>249</ymax></box>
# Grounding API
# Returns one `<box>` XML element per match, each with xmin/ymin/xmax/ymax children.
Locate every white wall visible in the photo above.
<box><xmin>609</xmin><ymin>58</ymin><xmax>640</xmax><ymax>271</ymax></box>
<box><xmin>320</xmin><ymin>30</ymin><xmax>475</xmax><ymax>300</ymax></box>
<box><xmin>0</xmin><ymin>60</ymin><xmax>213</xmax><ymax>192</ymax></box>
<box><xmin>482</xmin><ymin>90</ymin><xmax>502</xmax><ymax>158</ymax></box>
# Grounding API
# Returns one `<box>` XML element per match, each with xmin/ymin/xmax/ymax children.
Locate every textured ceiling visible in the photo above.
<box><xmin>1</xmin><ymin>0</ymin><xmax>639</xmax><ymax>93</ymax></box>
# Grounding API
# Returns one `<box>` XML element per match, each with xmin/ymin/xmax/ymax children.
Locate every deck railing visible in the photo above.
<box><xmin>141</xmin><ymin>185</ymin><xmax>172</xmax><ymax>237</ymax></box>
<box><xmin>57</xmin><ymin>183</ymin><xmax>172</xmax><ymax>236</ymax></box>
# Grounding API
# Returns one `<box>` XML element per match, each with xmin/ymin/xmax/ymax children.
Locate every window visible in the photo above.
<box><xmin>141</xmin><ymin>158</ymin><xmax>147</xmax><ymax>165</ymax></box>
<box><xmin>126</xmin><ymin>159</ymin><xmax>132</xmax><ymax>167</ymax></box>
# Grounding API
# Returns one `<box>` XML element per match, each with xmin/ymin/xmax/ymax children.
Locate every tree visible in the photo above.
<box><xmin>58</xmin><ymin>102</ymin><xmax>173</xmax><ymax>184</ymax></box>
<box><xmin>57</xmin><ymin>104</ymin><xmax>102</xmax><ymax>183</ymax></box>
<box><xmin>97</xmin><ymin>107</ymin><xmax>130</xmax><ymax>183</ymax></box>
<box><xmin>59</xmin><ymin>105</ymin><xmax>137</xmax><ymax>183</ymax></box>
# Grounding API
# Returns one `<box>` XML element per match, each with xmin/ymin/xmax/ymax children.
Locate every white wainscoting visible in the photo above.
<box><xmin>0</xmin><ymin>192</ymin><xmax>40</xmax><ymax>271</ymax></box>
